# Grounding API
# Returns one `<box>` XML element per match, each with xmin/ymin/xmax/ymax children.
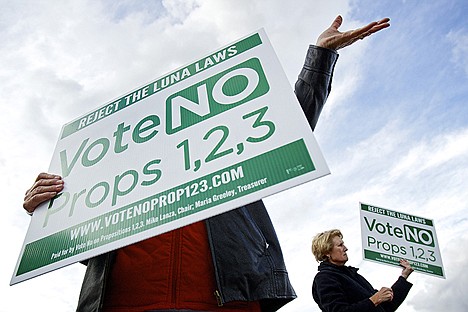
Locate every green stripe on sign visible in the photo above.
<box><xmin>364</xmin><ymin>250</ymin><xmax>443</xmax><ymax>277</ymax></box>
<box><xmin>360</xmin><ymin>203</ymin><xmax>433</xmax><ymax>226</ymax></box>
<box><xmin>17</xmin><ymin>138</ymin><xmax>313</xmax><ymax>276</ymax></box>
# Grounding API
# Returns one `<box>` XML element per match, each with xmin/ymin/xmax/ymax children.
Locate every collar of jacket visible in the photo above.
<box><xmin>318</xmin><ymin>261</ymin><xmax>360</xmax><ymax>275</ymax></box>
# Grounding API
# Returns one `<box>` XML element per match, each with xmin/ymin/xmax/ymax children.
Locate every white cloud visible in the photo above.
<box><xmin>390</xmin><ymin>128</ymin><xmax>468</xmax><ymax>179</ymax></box>
<box><xmin>447</xmin><ymin>28</ymin><xmax>468</xmax><ymax>76</ymax></box>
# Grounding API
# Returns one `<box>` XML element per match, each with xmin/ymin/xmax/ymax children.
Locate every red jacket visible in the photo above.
<box><xmin>103</xmin><ymin>221</ymin><xmax>260</xmax><ymax>311</ymax></box>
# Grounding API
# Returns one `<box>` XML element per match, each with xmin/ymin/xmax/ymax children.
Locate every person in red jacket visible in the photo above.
<box><xmin>23</xmin><ymin>16</ymin><xmax>390</xmax><ymax>312</ymax></box>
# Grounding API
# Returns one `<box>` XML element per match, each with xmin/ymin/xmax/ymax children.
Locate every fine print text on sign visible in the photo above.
<box><xmin>360</xmin><ymin>202</ymin><xmax>445</xmax><ymax>278</ymax></box>
<box><xmin>12</xmin><ymin>29</ymin><xmax>330</xmax><ymax>285</ymax></box>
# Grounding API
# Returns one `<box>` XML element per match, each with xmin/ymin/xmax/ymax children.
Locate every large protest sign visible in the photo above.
<box><xmin>360</xmin><ymin>202</ymin><xmax>445</xmax><ymax>278</ymax></box>
<box><xmin>12</xmin><ymin>29</ymin><xmax>330</xmax><ymax>285</ymax></box>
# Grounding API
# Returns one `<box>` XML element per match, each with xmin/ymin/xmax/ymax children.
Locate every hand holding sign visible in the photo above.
<box><xmin>400</xmin><ymin>258</ymin><xmax>415</xmax><ymax>279</ymax></box>
<box><xmin>23</xmin><ymin>173</ymin><xmax>64</xmax><ymax>215</ymax></box>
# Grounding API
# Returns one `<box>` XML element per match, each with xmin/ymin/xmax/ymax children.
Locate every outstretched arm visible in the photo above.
<box><xmin>295</xmin><ymin>15</ymin><xmax>390</xmax><ymax>129</ymax></box>
<box><xmin>380</xmin><ymin>259</ymin><xmax>414</xmax><ymax>311</ymax></box>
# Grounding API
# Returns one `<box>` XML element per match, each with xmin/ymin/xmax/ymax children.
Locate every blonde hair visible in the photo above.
<box><xmin>311</xmin><ymin>229</ymin><xmax>343</xmax><ymax>262</ymax></box>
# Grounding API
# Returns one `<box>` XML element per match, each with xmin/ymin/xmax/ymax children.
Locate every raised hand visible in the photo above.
<box><xmin>316</xmin><ymin>15</ymin><xmax>390</xmax><ymax>51</ymax></box>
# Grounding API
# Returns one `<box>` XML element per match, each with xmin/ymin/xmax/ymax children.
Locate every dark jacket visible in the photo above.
<box><xmin>76</xmin><ymin>45</ymin><xmax>339</xmax><ymax>312</ymax></box>
<box><xmin>312</xmin><ymin>261</ymin><xmax>413</xmax><ymax>312</ymax></box>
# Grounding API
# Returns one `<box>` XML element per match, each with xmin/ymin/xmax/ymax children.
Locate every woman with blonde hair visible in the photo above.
<box><xmin>311</xmin><ymin>229</ymin><xmax>414</xmax><ymax>312</ymax></box>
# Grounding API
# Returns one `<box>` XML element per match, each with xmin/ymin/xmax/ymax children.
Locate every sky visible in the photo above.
<box><xmin>1</xmin><ymin>0</ymin><xmax>467</xmax><ymax>311</ymax></box>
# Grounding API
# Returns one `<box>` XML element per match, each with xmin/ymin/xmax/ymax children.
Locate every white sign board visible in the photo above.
<box><xmin>360</xmin><ymin>202</ymin><xmax>445</xmax><ymax>278</ymax></box>
<box><xmin>12</xmin><ymin>29</ymin><xmax>330</xmax><ymax>285</ymax></box>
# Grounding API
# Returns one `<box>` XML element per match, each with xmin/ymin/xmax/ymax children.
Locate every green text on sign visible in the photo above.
<box><xmin>17</xmin><ymin>139</ymin><xmax>314</xmax><ymax>275</ymax></box>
